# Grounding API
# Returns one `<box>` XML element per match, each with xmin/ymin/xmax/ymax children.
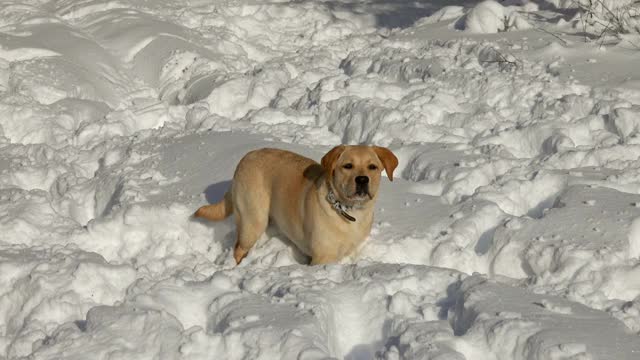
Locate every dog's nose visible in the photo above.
<box><xmin>355</xmin><ymin>176</ymin><xmax>369</xmax><ymax>185</ymax></box>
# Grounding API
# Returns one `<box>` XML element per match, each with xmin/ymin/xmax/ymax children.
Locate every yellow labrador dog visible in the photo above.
<box><xmin>194</xmin><ymin>145</ymin><xmax>398</xmax><ymax>265</ymax></box>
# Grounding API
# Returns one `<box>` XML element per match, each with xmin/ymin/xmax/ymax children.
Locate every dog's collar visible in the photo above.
<box><xmin>326</xmin><ymin>189</ymin><xmax>356</xmax><ymax>222</ymax></box>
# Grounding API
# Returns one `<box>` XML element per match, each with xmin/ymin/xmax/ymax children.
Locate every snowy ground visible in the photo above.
<box><xmin>2</xmin><ymin>0</ymin><xmax>640</xmax><ymax>359</ymax></box>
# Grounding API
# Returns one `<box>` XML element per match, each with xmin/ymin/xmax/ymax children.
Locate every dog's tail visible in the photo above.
<box><xmin>194</xmin><ymin>192</ymin><xmax>233</xmax><ymax>221</ymax></box>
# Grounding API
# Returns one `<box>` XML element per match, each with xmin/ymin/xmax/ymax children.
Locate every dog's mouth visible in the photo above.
<box><xmin>354</xmin><ymin>182</ymin><xmax>372</xmax><ymax>198</ymax></box>
<box><xmin>349</xmin><ymin>189</ymin><xmax>372</xmax><ymax>201</ymax></box>
<box><xmin>334</xmin><ymin>182</ymin><xmax>373</xmax><ymax>204</ymax></box>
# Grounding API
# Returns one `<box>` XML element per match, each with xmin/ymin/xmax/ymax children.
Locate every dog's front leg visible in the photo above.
<box><xmin>310</xmin><ymin>254</ymin><xmax>339</xmax><ymax>265</ymax></box>
<box><xmin>309</xmin><ymin>240</ymin><xmax>340</xmax><ymax>265</ymax></box>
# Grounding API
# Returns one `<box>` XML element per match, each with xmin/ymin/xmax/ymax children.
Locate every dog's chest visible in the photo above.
<box><xmin>317</xmin><ymin>211</ymin><xmax>372</xmax><ymax>252</ymax></box>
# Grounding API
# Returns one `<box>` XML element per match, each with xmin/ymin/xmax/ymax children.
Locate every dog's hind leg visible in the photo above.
<box><xmin>232</xmin><ymin>191</ymin><xmax>269</xmax><ymax>265</ymax></box>
<box><xmin>233</xmin><ymin>214</ymin><xmax>269</xmax><ymax>264</ymax></box>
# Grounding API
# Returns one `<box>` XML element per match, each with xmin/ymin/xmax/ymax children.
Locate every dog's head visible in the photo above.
<box><xmin>321</xmin><ymin>145</ymin><xmax>398</xmax><ymax>207</ymax></box>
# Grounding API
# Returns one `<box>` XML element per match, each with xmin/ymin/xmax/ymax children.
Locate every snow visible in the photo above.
<box><xmin>462</xmin><ymin>1</ymin><xmax>532</xmax><ymax>34</ymax></box>
<box><xmin>2</xmin><ymin>0</ymin><xmax>640</xmax><ymax>359</ymax></box>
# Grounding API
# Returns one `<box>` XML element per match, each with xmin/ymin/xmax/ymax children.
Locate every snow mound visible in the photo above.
<box><xmin>462</xmin><ymin>1</ymin><xmax>532</xmax><ymax>33</ymax></box>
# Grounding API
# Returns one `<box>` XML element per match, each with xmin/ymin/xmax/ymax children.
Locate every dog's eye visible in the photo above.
<box><xmin>368</xmin><ymin>164</ymin><xmax>378</xmax><ymax>170</ymax></box>
<box><xmin>343</xmin><ymin>163</ymin><xmax>353</xmax><ymax>169</ymax></box>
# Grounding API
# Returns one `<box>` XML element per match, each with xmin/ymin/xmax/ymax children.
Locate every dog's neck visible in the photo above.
<box><xmin>326</xmin><ymin>188</ymin><xmax>357</xmax><ymax>222</ymax></box>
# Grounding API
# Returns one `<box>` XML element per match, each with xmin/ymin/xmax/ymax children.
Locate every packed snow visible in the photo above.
<box><xmin>2</xmin><ymin>0</ymin><xmax>640</xmax><ymax>359</ymax></box>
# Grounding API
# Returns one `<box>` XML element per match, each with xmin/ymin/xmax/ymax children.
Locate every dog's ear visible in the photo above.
<box><xmin>373</xmin><ymin>146</ymin><xmax>399</xmax><ymax>181</ymax></box>
<box><xmin>321</xmin><ymin>145</ymin><xmax>346</xmax><ymax>174</ymax></box>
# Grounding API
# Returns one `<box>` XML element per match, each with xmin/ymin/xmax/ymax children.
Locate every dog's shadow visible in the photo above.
<box><xmin>204</xmin><ymin>180</ymin><xmax>232</xmax><ymax>204</ymax></box>
<box><xmin>196</xmin><ymin>180</ymin><xmax>310</xmax><ymax>265</ymax></box>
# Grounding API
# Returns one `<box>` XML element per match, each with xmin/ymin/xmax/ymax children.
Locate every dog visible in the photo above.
<box><xmin>194</xmin><ymin>145</ymin><xmax>398</xmax><ymax>265</ymax></box>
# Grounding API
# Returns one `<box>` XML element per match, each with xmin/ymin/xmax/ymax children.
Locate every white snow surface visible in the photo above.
<box><xmin>2</xmin><ymin>0</ymin><xmax>640</xmax><ymax>359</ymax></box>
